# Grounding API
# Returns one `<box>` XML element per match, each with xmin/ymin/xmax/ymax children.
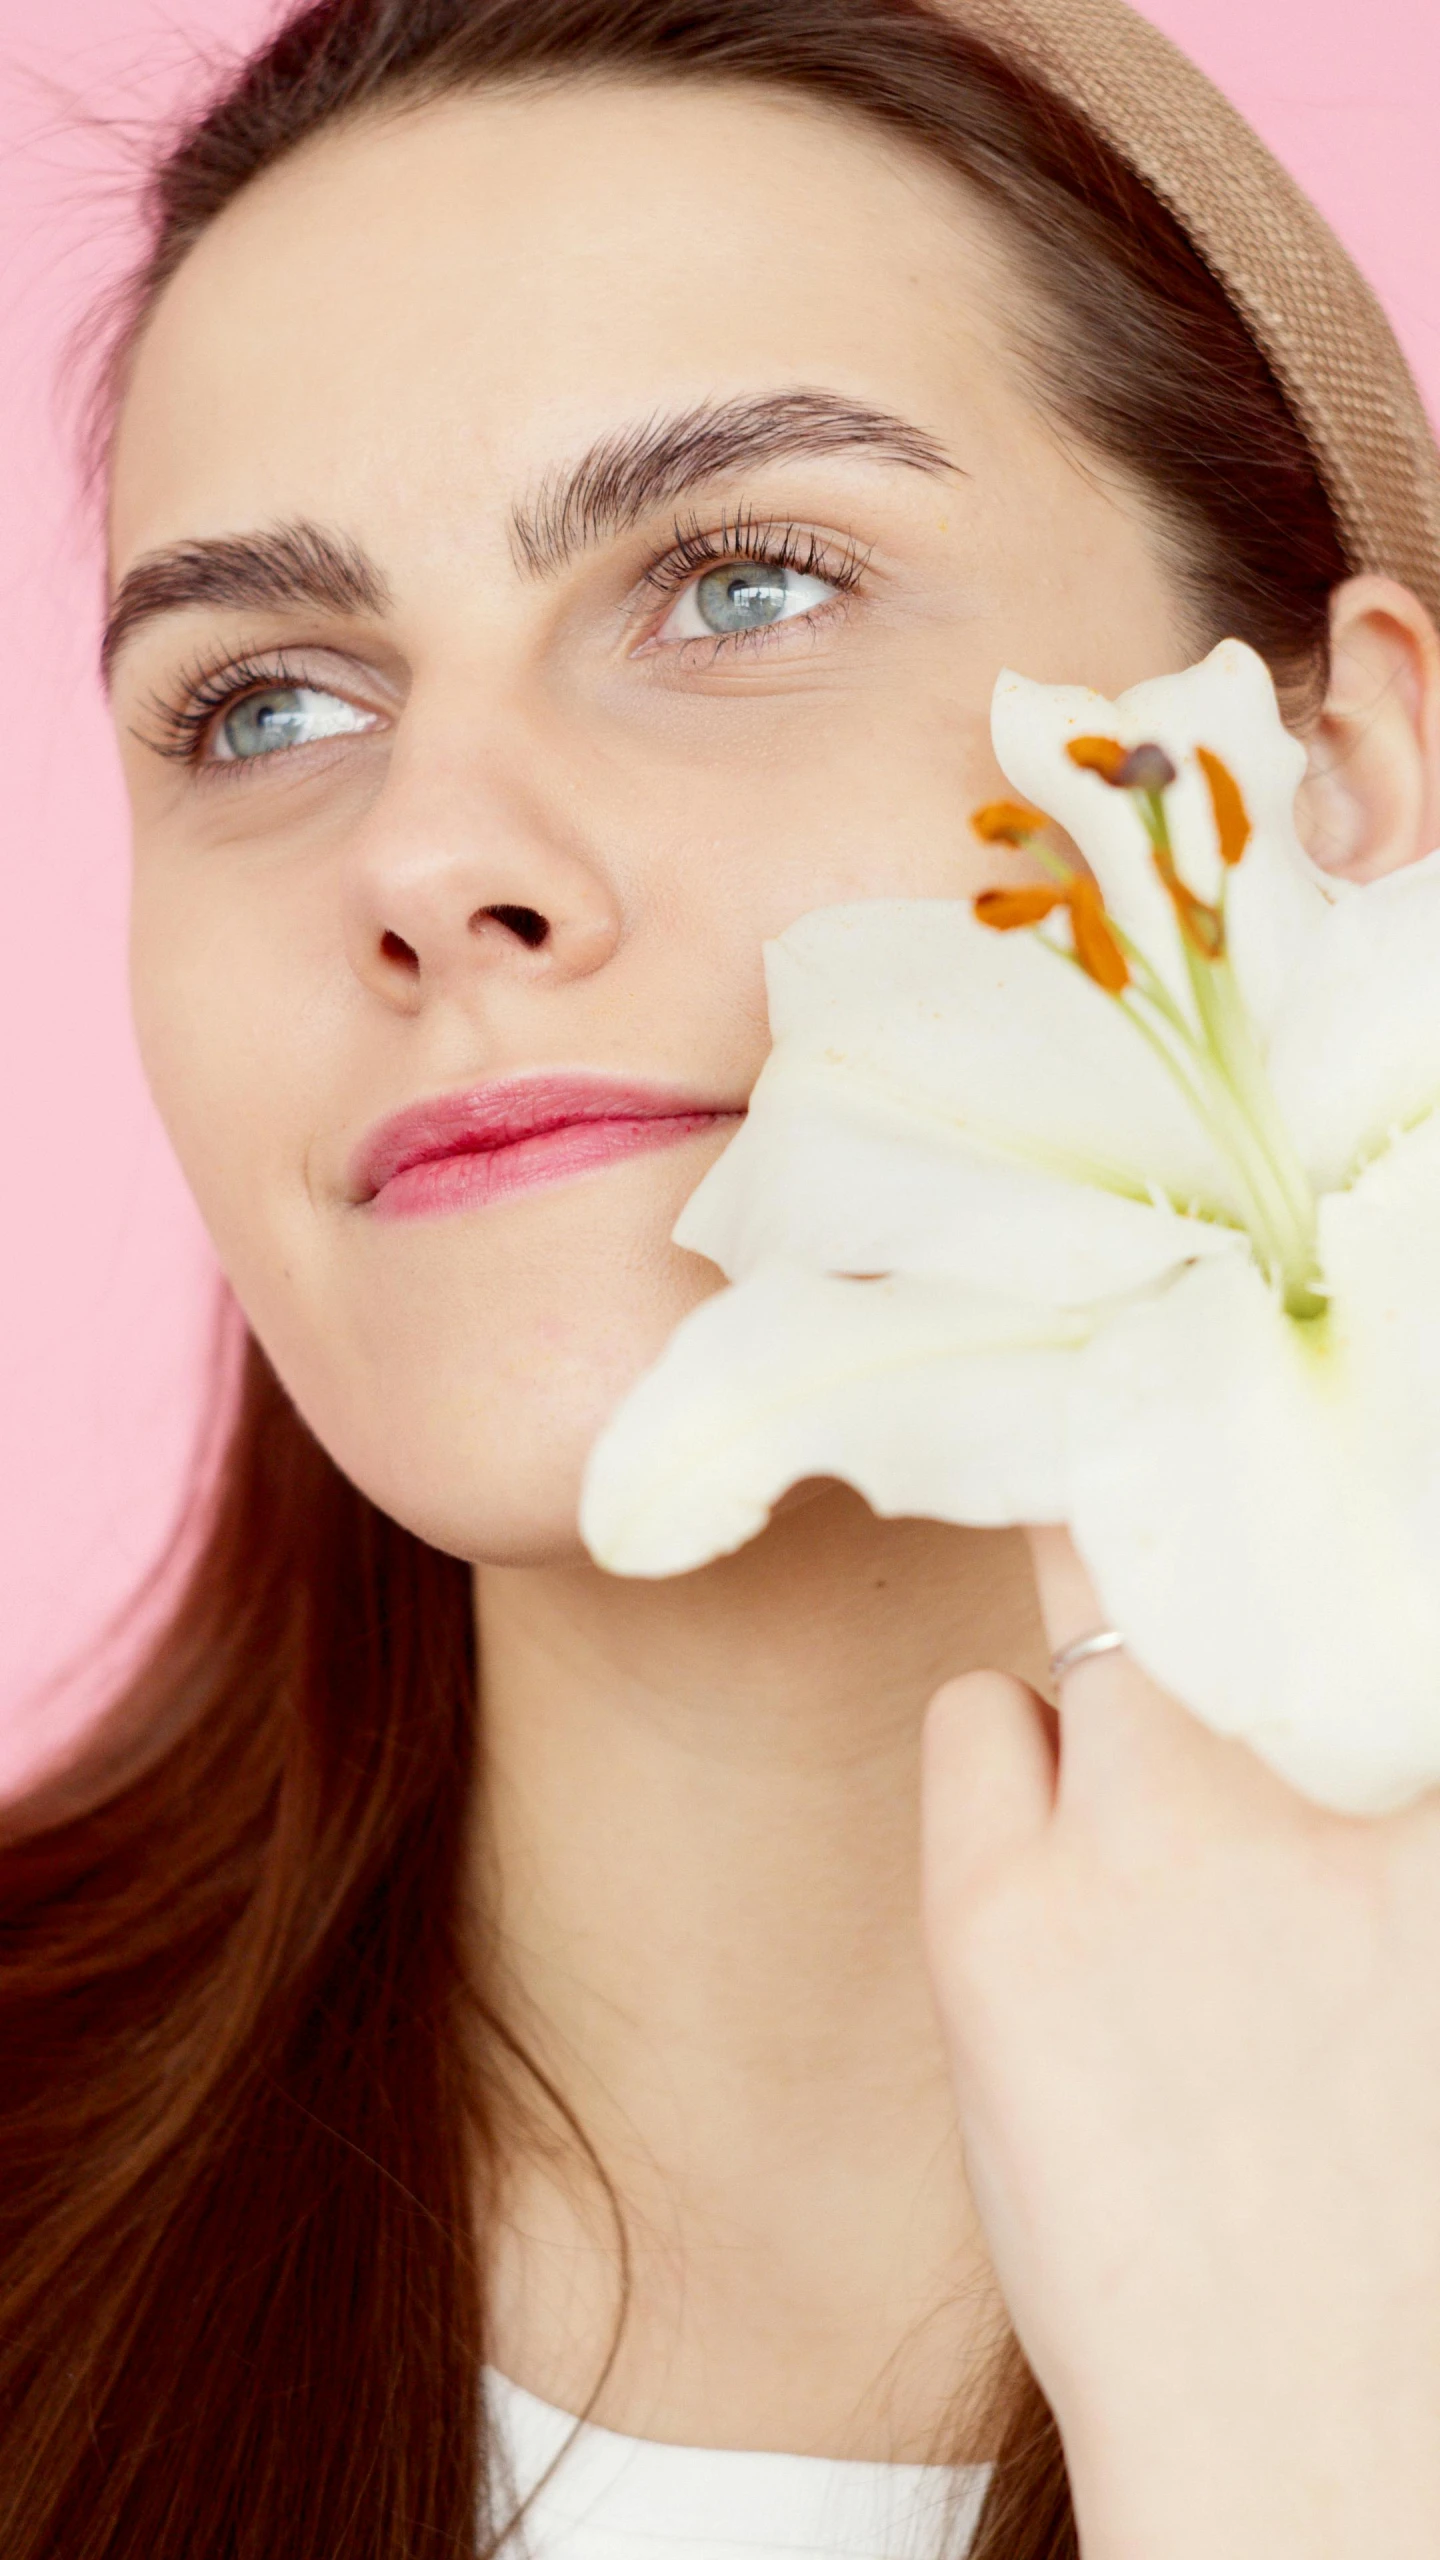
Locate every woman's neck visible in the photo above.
<box><xmin>473</xmin><ymin>1491</ymin><xmax>1046</xmax><ymax>2462</ymax></box>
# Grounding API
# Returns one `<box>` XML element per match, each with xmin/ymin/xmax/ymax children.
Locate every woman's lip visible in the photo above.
<box><xmin>371</xmin><ymin>1110</ymin><xmax>739</xmax><ymax>1221</ymax></box>
<box><xmin>352</xmin><ymin>1073</ymin><xmax>743</xmax><ymax>1219</ymax></box>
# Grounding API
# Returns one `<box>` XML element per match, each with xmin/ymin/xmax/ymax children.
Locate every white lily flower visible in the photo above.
<box><xmin>580</xmin><ymin>639</ymin><xmax>1440</xmax><ymax>1815</ymax></box>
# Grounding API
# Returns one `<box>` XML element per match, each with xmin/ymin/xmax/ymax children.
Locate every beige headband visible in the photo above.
<box><xmin>950</xmin><ymin>0</ymin><xmax>1440</xmax><ymax>634</ymax></box>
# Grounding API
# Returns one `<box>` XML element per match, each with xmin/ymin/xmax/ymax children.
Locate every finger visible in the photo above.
<box><xmin>921</xmin><ymin>1670</ymin><xmax>1057</xmax><ymax>1935</ymax></box>
<box><xmin>1026</xmin><ymin>1523</ymin><xmax>1215</xmax><ymax>1813</ymax></box>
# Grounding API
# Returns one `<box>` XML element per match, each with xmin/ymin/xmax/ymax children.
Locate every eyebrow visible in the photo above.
<box><xmin>509</xmin><ymin>389</ymin><xmax>955</xmax><ymax>575</ymax></box>
<box><xmin>100</xmin><ymin>519</ymin><xmax>391</xmax><ymax>690</ymax></box>
<box><xmin>100</xmin><ymin>390</ymin><xmax>956</xmax><ymax>687</ymax></box>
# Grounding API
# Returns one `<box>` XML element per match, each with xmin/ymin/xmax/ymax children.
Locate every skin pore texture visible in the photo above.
<box><xmin>106</xmin><ymin>75</ymin><xmax>1440</xmax><ymax>2545</ymax></box>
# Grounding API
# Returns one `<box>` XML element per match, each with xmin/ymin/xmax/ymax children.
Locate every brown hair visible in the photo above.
<box><xmin>4</xmin><ymin>4</ymin><xmax>1352</xmax><ymax>2555</ymax></box>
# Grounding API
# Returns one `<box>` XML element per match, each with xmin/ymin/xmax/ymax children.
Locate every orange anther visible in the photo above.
<box><xmin>1153</xmin><ymin>848</ymin><xmax>1225</xmax><ymax>959</ymax></box>
<box><xmin>974</xmin><ymin>876</ymin><xmax>1130</xmax><ymax>996</ymax></box>
<box><xmin>1068</xmin><ymin>876</ymin><xmax>1130</xmax><ymax>992</ymax></box>
<box><xmin>1066</xmin><ymin>734</ymin><xmax>1130</xmax><ymax>782</ymax></box>
<box><xmin>972</xmin><ymin>800</ymin><xmax>1046</xmax><ymax>846</ymax></box>
<box><xmin>974</xmin><ymin>883</ymin><xmax>1066</xmax><ymax>930</ymax></box>
<box><xmin>1196</xmin><ymin>746</ymin><xmax>1252</xmax><ymax>866</ymax></box>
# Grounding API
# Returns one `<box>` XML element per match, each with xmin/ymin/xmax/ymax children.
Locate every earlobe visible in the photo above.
<box><xmin>1293</xmin><ymin>574</ymin><xmax>1440</xmax><ymax>883</ymax></box>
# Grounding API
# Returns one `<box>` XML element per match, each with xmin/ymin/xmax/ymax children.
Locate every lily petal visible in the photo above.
<box><xmin>1266</xmin><ymin>845</ymin><xmax>1440</xmax><ymax>1189</ymax></box>
<box><xmin>1067</xmin><ymin>1114</ymin><xmax>1440</xmax><ymax>1810</ymax></box>
<box><xmin>688</xmin><ymin>898</ymin><xmax>1243</xmax><ymax>1236</ymax></box>
<box><xmin>580</xmin><ymin>1261</ymin><xmax>1084</xmax><ymax>1576</ymax></box>
<box><xmin>677</xmin><ymin>1063</ymin><xmax>1240</xmax><ymax>1304</ymax></box>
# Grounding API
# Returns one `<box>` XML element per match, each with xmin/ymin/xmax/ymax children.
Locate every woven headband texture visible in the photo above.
<box><xmin>948</xmin><ymin>0</ymin><xmax>1440</xmax><ymax>633</ymax></box>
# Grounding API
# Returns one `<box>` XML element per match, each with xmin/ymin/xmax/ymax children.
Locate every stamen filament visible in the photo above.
<box><xmin>1131</xmin><ymin>789</ymin><xmax>1322</xmax><ymax>1315</ymax></box>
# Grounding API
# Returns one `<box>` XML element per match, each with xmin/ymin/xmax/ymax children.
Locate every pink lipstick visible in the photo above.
<box><xmin>353</xmin><ymin>1073</ymin><xmax>742</xmax><ymax>1222</ymax></box>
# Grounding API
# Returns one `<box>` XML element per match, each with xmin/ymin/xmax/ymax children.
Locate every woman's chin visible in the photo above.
<box><xmin>259</xmin><ymin>1320</ymin><xmax>705</xmax><ymax>1572</ymax></box>
<box><xmin>308</xmin><ymin>1416</ymin><xmax>610</xmax><ymax>1567</ymax></box>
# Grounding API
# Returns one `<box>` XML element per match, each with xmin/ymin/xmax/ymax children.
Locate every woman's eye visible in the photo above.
<box><xmin>210</xmin><ymin>684</ymin><xmax>375</xmax><ymax>763</ymax></box>
<box><xmin>656</xmin><ymin>560</ymin><xmax>838</xmax><ymax>643</ymax></box>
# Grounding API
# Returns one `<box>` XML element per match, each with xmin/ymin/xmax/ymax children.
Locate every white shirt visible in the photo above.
<box><xmin>485</xmin><ymin>2367</ymin><xmax>993</xmax><ymax>2560</ymax></box>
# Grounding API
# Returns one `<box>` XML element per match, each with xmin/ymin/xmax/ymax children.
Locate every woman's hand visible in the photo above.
<box><xmin>922</xmin><ymin>1525</ymin><xmax>1440</xmax><ymax>2560</ymax></box>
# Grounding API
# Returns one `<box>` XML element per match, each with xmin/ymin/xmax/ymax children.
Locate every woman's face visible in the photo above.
<box><xmin>109</xmin><ymin>80</ymin><xmax>1194</xmax><ymax>1564</ymax></box>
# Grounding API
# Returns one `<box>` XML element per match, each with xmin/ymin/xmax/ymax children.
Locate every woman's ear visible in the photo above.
<box><xmin>1294</xmin><ymin>573</ymin><xmax>1440</xmax><ymax>881</ymax></box>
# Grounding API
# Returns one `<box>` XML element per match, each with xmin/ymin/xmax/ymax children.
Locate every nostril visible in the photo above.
<box><xmin>380</xmin><ymin>929</ymin><xmax>420</xmax><ymax>973</ymax></box>
<box><xmin>475</xmin><ymin>903</ymin><xmax>550</xmax><ymax>950</ymax></box>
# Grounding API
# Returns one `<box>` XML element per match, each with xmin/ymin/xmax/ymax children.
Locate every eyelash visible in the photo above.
<box><xmin>133</xmin><ymin>514</ymin><xmax>871</xmax><ymax>779</ymax></box>
<box><xmin>134</xmin><ymin>646</ymin><xmax>319</xmax><ymax>771</ymax></box>
<box><xmin>639</xmin><ymin>508</ymin><xmax>867</xmax><ymax>609</ymax></box>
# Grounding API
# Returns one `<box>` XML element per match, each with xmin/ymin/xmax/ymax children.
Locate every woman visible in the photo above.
<box><xmin>6</xmin><ymin>0</ymin><xmax>1440</xmax><ymax>2551</ymax></box>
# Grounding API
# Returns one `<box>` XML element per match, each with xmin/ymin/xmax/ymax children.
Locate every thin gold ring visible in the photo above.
<box><xmin>1048</xmin><ymin>1627</ymin><xmax>1125</xmax><ymax>1684</ymax></box>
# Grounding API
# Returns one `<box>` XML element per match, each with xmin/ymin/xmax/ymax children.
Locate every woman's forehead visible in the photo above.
<box><xmin>106</xmin><ymin>77</ymin><xmax>1014</xmax><ymax>569</ymax></box>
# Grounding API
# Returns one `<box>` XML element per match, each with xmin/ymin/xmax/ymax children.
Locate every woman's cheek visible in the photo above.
<box><xmin>128</xmin><ymin>892</ymin><xmax>313</xmax><ymax>1284</ymax></box>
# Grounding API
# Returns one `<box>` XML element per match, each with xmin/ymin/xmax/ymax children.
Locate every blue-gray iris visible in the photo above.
<box><xmin>694</xmin><ymin>564</ymin><xmax>790</xmax><ymax>633</ymax></box>
<box><xmin>223</xmin><ymin>692</ymin><xmax>316</xmax><ymax>757</ymax></box>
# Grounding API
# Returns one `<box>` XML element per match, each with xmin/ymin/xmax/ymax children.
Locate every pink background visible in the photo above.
<box><xmin>2</xmin><ymin>0</ymin><xmax>1438</xmax><ymax>1790</ymax></box>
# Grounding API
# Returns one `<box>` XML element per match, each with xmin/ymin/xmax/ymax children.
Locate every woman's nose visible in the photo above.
<box><xmin>342</xmin><ymin>766</ymin><xmax>621</xmax><ymax>1010</ymax></box>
